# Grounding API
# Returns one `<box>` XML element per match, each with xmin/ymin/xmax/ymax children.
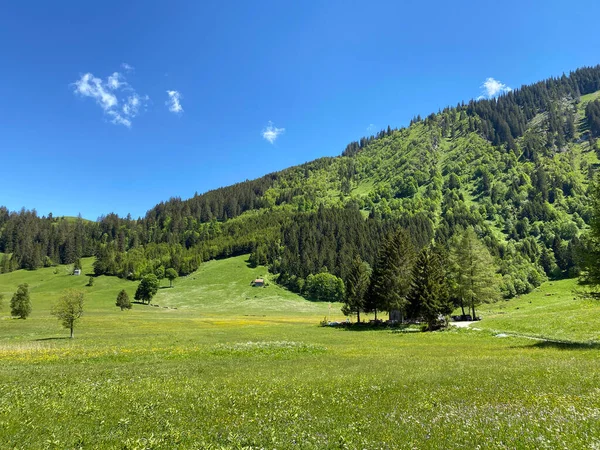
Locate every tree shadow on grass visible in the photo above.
<box><xmin>529</xmin><ymin>340</ymin><xmax>600</xmax><ymax>351</ymax></box>
<box><xmin>34</xmin><ymin>337</ymin><xmax>71</xmax><ymax>341</ymax></box>
<box><xmin>510</xmin><ymin>340</ymin><xmax>600</xmax><ymax>351</ymax></box>
<box><xmin>332</xmin><ymin>323</ymin><xmax>419</xmax><ymax>333</ymax></box>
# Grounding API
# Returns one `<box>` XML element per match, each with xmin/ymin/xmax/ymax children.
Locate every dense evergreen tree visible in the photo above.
<box><xmin>366</xmin><ymin>229</ymin><xmax>416</xmax><ymax>321</ymax></box>
<box><xmin>406</xmin><ymin>246</ymin><xmax>452</xmax><ymax>329</ymax></box>
<box><xmin>342</xmin><ymin>256</ymin><xmax>372</xmax><ymax>323</ymax></box>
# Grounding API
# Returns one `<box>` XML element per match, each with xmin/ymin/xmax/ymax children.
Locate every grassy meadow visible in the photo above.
<box><xmin>1</xmin><ymin>256</ymin><xmax>599</xmax><ymax>449</ymax></box>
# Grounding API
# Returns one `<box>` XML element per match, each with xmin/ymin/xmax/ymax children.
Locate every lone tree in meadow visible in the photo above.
<box><xmin>155</xmin><ymin>265</ymin><xmax>165</xmax><ymax>283</ymax></box>
<box><xmin>342</xmin><ymin>256</ymin><xmax>371</xmax><ymax>323</ymax></box>
<box><xmin>51</xmin><ymin>289</ymin><xmax>84</xmax><ymax>338</ymax></box>
<box><xmin>165</xmin><ymin>268</ymin><xmax>178</xmax><ymax>288</ymax></box>
<box><xmin>116</xmin><ymin>289</ymin><xmax>132</xmax><ymax>310</ymax></box>
<box><xmin>10</xmin><ymin>284</ymin><xmax>32</xmax><ymax>319</ymax></box>
<box><xmin>579</xmin><ymin>175</ymin><xmax>600</xmax><ymax>297</ymax></box>
<box><xmin>449</xmin><ymin>227</ymin><xmax>500</xmax><ymax>319</ymax></box>
<box><xmin>134</xmin><ymin>274</ymin><xmax>160</xmax><ymax>304</ymax></box>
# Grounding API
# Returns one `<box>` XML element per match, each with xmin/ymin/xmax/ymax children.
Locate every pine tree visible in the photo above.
<box><xmin>366</xmin><ymin>229</ymin><xmax>415</xmax><ymax>321</ymax></box>
<box><xmin>342</xmin><ymin>256</ymin><xmax>371</xmax><ymax>323</ymax></box>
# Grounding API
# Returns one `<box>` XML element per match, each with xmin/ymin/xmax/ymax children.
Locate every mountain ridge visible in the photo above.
<box><xmin>2</xmin><ymin>65</ymin><xmax>600</xmax><ymax>300</ymax></box>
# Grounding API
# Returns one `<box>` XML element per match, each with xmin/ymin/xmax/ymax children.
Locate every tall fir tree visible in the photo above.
<box><xmin>406</xmin><ymin>246</ymin><xmax>452</xmax><ymax>329</ymax></box>
<box><xmin>366</xmin><ymin>229</ymin><xmax>415</xmax><ymax>321</ymax></box>
<box><xmin>342</xmin><ymin>256</ymin><xmax>371</xmax><ymax>323</ymax></box>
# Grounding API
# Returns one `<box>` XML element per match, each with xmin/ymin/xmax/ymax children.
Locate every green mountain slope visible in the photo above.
<box><xmin>2</xmin><ymin>66</ymin><xmax>600</xmax><ymax>300</ymax></box>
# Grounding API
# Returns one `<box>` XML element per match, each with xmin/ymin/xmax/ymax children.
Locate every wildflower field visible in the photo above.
<box><xmin>0</xmin><ymin>256</ymin><xmax>599</xmax><ymax>449</ymax></box>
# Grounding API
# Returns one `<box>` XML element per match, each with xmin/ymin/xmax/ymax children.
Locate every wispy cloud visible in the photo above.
<box><xmin>121</xmin><ymin>62</ymin><xmax>134</xmax><ymax>72</ymax></box>
<box><xmin>72</xmin><ymin>69</ymin><xmax>148</xmax><ymax>128</ymax></box>
<box><xmin>262</xmin><ymin>121</ymin><xmax>285</xmax><ymax>144</ymax></box>
<box><xmin>166</xmin><ymin>90</ymin><xmax>183</xmax><ymax>114</ymax></box>
<box><xmin>366</xmin><ymin>123</ymin><xmax>376</xmax><ymax>133</ymax></box>
<box><xmin>107</xmin><ymin>72</ymin><xmax>126</xmax><ymax>90</ymax></box>
<box><xmin>478</xmin><ymin>77</ymin><xmax>512</xmax><ymax>100</ymax></box>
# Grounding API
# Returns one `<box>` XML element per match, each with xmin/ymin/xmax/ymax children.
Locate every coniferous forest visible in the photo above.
<box><xmin>3</xmin><ymin>65</ymin><xmax>600</xmax><ymax>308</ymax></box>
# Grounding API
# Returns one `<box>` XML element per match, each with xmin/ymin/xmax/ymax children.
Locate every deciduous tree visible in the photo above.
<box><xmin>449</xmin><ymin>228</ymin><xmax>500</xmax><ymax>319</ymax></box>
<box><xmin>165</xmin><ymin>268</ymin><xmax>178</xmax><ymax>288</ymax></box>
<box><xmin>134</xmin><ymin>274</ymin><xmax>159</xmax><ymax>304</ymax></box>
<box><xmin>10</xmin><ymin>284</ymin><xmax>31</xmax><ymax>319</ymax></box>
<box><xmin>51</xmin><ymin>289</ymin><xmax>84</xmax><ymax>338</ymax></box>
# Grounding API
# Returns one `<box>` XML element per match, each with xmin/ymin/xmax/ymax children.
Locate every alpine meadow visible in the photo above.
<box><xmin>3</xmin><ymin>57</ymin><xmax>600</xmax><ymax>449</ymax></box>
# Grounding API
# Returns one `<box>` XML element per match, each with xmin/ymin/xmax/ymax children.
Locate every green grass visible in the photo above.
<box><xmin>1</xmin><ymin>258</ymin><xmax>600</xmax><ymax>449</ymax></box>
<box><xmin>476</xmin><ymin>278</ymin><xmax>600</xmax><ymax>342</ymax></box>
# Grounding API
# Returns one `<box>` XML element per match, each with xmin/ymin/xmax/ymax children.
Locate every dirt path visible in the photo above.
<box><xmin>450</xmin><ymin>321</ymin><xmax>478</xmax><ymax>328</ymax></box>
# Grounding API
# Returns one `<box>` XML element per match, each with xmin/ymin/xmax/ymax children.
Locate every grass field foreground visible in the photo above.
<box><xmin>0</xmin><ymin>257</ymin><xmax>599</xmax><ymax>449</ymax></box>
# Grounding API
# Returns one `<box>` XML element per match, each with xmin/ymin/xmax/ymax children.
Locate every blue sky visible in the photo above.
<box><xmin>2</xmin><ymin>0</ymin><xmax>600</xmax><ymax>220</ymax></box>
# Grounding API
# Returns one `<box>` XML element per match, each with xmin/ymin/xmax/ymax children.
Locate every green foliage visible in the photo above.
<box><xmin>342</xmin><ymin>256</ymin><xmax>371</xmax><ymax>322</ymax></box>
<box><xmin>305</xmin><ymin>272</ymin><xmax>345</xmax><ymax>302</ymax></box>
<box><xmin>51</xmin><ymin>289</ymin><xmax>84</xmax><ymax>338</ymax></box>
<box><xmin>578</xmin><ymin>175</ymin><xmax>600</xmax><ymax>297</ymax></box>
<box><xmin>87</xmin><ymin>276</ymin><xmax>94</xmax><ymax>287</ymax></box>
<box><xmin>134</xmin><ymin>274</ymin><xmax>159</xmax><ymax>305</ymax></box>
<box><xmin>366</xmin><ymin>229</ymin><xmax>415</xmax><ymax>319</ymax></box>
<box><xmin>116</xmin><ymin>289</ymin><xmax>132</xmax><ymax>311</ymax></box>
<box><xmin>449</xmin><ymin>228</ymin><xmax>500</xmax><ymax>318</ymax></box>
<box><xmin>406</xmin><ymin>246</ymin><xmax>452</xmax><ymax>329</ymax></box>
<box><xmin>165</xmin><ymin>268</ymin><xmax>178</xmax><ymax>288</ymax></box>
<box><xmin>10</xmin><ymin>283</ymin><xmax>31</xmax><ymax>319</ymax></box>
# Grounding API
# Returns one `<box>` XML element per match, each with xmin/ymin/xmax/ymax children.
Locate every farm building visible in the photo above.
<box><xmin>73</xmin><ymin>269</ymin><xmax>81</xmax><ymax>276</ymax></box>
<box><xmin>252</xmin><ymin>278</ymin><xmax>264</xmax><ymax>287</ymax></box>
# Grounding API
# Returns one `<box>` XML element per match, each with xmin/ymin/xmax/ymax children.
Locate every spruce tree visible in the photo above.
<box><xmin>342</xmin><ymin>256</ymin><xmax>371</xmax><ymax>323</ymax></box>
<box><xmin>366</xmin><ymin>229</ymin><xmax>415</xmax><ymax>321</ymax></box>
<box><xmin>407</xmin><ymin>247</ymin><xmax>452</xmax><ymax>330</ymax></box>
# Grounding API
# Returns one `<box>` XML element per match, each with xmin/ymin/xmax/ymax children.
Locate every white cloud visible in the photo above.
<box><xmin>122</xmin><ymin>93</ymin><xmax>149</xmax><ymax>118</ymax></box>
<box><xmin>367</xmin><ymin>123</ymin><xmax>376</xmax><ymax>133</ymax></box>
<box><xmin>72</xmin><ymin>69</ymin><xmax>149</xmax><ymax>127</ymax></box>
<box><xmin>121</xmin><ymin>62</ymin><xmax>134</xmax><ymax>72</ymax></box>
<box><xmin>74</xmin><ymin>73</ymin><xmax>118</xmax><ymax>110</ymax></box>
<box><xmin>166</xmin><ymin>90</ymin><xmax>183</xmax><ymax>114</ymax></box>
<box><xmin>478</xmin><ymin>77</ymin><xmax>512</xmax><ymax>100</ymax></box>
<box><xmin>107</xmin><ymin>72</ymin><xmax>126</xmax><ymax>90</ymax></box>
<box><xmin>107</xmin><ymin>110</ymin><xmax>132</xmax><ymax>128</ymax></box>
<box><xmin>262</xmin><ymin>121</ymin><xmax>285</xmax><ymax>144</ymax></box>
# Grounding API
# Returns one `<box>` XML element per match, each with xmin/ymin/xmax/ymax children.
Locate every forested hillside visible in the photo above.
<box><xmin>2</xmin><ymin>66</ymin><xmax>600</xmax><ymax>300</ymax></box>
